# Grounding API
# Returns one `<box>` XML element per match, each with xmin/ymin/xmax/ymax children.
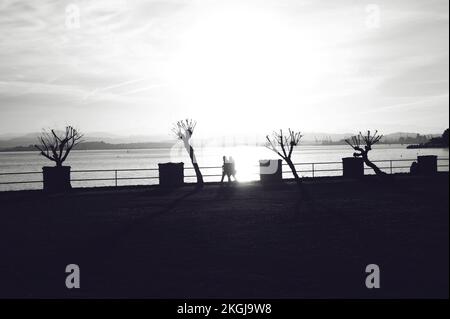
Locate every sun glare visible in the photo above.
<box><xmin>166</xmin><ymin>4</ymin><xmax>328</xmax><ymax>130</ymax></box>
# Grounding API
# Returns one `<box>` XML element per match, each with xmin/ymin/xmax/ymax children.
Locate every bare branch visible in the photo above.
<box><xmin>35</xmin><ymin>126</ymin><xmax>83</xmax><ymax>166</ymax></box>
<box><xmin>172</xmin><ymin>119</ymin><xmax>203</xmax><ymax>184</ymax></box>
<box><xmin>345</xmin><ymin>129</ymin><xmax>387</xmax><ymax>176</ymax></box>
<box><xmin>265</xmin><ymin>128</ymin><xmax>302</xmax><ymax>160</ymax></box>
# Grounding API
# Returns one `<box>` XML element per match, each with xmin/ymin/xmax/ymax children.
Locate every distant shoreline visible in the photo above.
<box><xmin>0</xmin><ymin>141</ymin><xmax>173</xmax><ymax>153</ymax></box>
<box><xmin>0</xmin><ymin>142</ymin><xmax>429</xmax><ymax>153</ymax></box>
<box><xmin>407</xmin><ymin>143</ymin><xmax>449</xmax><ymax>149</ymax></box>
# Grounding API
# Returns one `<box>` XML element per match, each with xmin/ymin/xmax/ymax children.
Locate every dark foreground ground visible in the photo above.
<box><xmin>0</xmin><ymin>174</ymin><xmax>448</xmax><ymax>298</ymax></box>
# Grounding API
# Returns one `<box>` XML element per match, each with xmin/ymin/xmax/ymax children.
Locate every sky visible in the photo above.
<box><xmin>0</xmin><ymin>0</ymin><xmax>448</xmax><ymax>138</ymax></box>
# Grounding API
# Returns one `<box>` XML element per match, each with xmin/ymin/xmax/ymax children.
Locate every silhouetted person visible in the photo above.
<box><xmin>220</xmin><ymin>156</ymin><xmax>237</xmax><ymax>183</ymax></box>
<box><xmin>221</xmin><ymin>156</ymin><xmax>230</xmax><ymax>183</ymax></box>
<box><xmin>229</xmin><ymin>156</ymin><xmax>237</xmax><ymax>181</ymax></box>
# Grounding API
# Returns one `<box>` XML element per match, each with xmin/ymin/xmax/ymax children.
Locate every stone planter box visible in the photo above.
<box><xmin>43</xmin><ymin>166</ymin><xmax>72</xmax><ymax>192</ymax></box>
<box><xmin>417</xmin><ymin>155</ymin><xmax>437</xmax><ymax>175</ymax></box>
<box><xmin>342</xmin><ymin>157</ymin><xmax>364</xmax><ymax>178</ymax></box>
<box><xmin>158</xmin><ymin>162</ymin><xmax>184</xmax><ymax>187</ymax></box>
<box><xmin>259</xmin><ymin>159</ymin><xmax>282</xmax><ymax>183</ymax></box>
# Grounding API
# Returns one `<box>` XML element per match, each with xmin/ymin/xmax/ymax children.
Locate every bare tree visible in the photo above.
<box><xmin>172</xmin><ymin>119</ymin><xmax>204</xmax><ymax>185</ymax></box>
<box><xmin>35</xmin><ymin>126</ymin><xmax>83</xmax><ymax>167</ymax></box>
<box><xmin>345</xmin><ymin>130</ymin><xmax>387</xmax><ymax>176</ymax></box>
<box><xmin>266</xmin><ymin>129</ymin><xmax>303</xmax><ymax>183</ymax></box>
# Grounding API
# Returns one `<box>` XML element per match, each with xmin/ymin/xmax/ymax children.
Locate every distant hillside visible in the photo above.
<box><xmin>0</xmin><ymin>133</ymin><xmax>171</xmax><ymax>149</ymax></box>
<box><xmin>320</xmin><ymin>132</ymin><xmax>439</xmax><ymax>145</ymax></box>
<box><xmin>0</xmin><ymin>133</ymin><xmax>41</xmax><ymax>148</ymax></box>
<box><xmin>0</xmin><ymin>131</ymin><xmax>445</xmax><ymax>150</ymax></box>
<box><xmin>407</xmin><ymin>129</ymin><xmax>449</xmax><ymax>149</ymax></box>
<box><xmin>0</xmin><ymin>141</ymin><xmax>173</xmax><ymax>152</ymax></box>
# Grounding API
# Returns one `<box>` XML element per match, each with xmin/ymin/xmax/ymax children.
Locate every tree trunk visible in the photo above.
<box><xmin>186</xmin><ymin>142</ymin><xmax>204</xmax><ymax>185</ymax></box>
<box><xmin>285</xmin><ymin>157</ymin><xmax>301</xmax><ymax>184</ymax></box>
<box><xmin>362</xmin><ymin>154</ymin><xmax>386</xmax><ymax>176</ymax></box>
<box><xmin>192</xmin><ymin>161</ymin><xmax>204</xmax><ymax>185</ymax></box>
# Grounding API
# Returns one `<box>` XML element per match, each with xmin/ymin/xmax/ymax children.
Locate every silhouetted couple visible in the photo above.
<box><xmin>221</xmin><ymin>156</ymin><xmax>237</xmax><ymax>183</ymax></box>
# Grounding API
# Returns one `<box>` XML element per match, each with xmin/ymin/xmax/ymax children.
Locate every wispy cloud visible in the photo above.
<box><xmin>0</xmin><ymin>0</ymin><xmax>448</xmax><ymax>135</ymax></box>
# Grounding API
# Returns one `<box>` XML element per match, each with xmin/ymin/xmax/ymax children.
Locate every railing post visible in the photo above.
<box><xmin>417</xmin><ymin>155</ymin><xmax>438</xmax><ymax>175</ymax></box>
<box><xmin>342</xmin><ymin>157</ymin><xmax>364</xmax><ymax>178</ymax></box>
<box><xmin>115</xmin><ymin>170</ymin><xmax>118</xmax><ymax>187</ymax></box>
<box><xmin>158</xmin><ymin>162</ymin><xmax>184</xmax><ymax>187</ymax></box>
<box><xmin>259</xmin><ymin>159</ymin><xmax>283</xmax><ymax>184</ymax></box>
<box><xmin>390</xmin><ymin>160</ymin><xmax>393</xmax><ymax>174</ymax></box>
<box><xmin>312</xmin><ymin>163</ymin><xmax>315</xmax><ymax>178</ymax></box>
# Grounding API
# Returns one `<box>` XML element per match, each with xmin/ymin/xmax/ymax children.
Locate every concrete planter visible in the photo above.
<box><xmin>342</xmin><ymin>157</ymin><xmax>364</xmax><ymax>178</ymax></box>
<box><xmin>417</xmin><ymin>155</ymin><xmax>437</xmax><ymax>175</ymax></box>
<box><xmin>43</xmin><ymin>166</ymin><xmax>72</xmax><ymax>192</ymax></box>
<box><xmin>158</xmin><ymin>162</ymin><xmax>184</xmax><ymax>187</ymax></box>
<box><xmin>259</xmin><ymin>159</ymin><xmax>283</xmax><ymax>183</ymax></box>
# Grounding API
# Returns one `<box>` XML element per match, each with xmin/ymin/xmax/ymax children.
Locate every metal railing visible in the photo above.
<box><xmin>0</xmin><ymin>157</ymin><xmax>448</xmax><ymax>191</ymax></box>
<box><xmin>71</xmin><ymin>168</ymin><xmax>159</xmax><ymax>187</ymax></box>
<box><xmin>286</xmin><ymin>158</ymin><xmax>450</xmax><ymax>177</ymax></box>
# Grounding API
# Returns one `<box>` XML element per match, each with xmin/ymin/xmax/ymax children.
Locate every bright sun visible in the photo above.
<box><xmin>166</xmin><ymin>4</ymin><xmax>328</xmax><ymax>131</ymax></box>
